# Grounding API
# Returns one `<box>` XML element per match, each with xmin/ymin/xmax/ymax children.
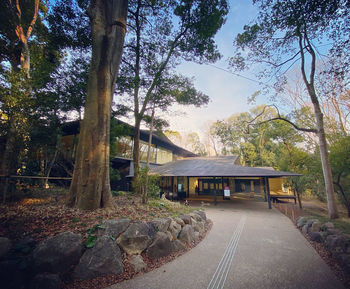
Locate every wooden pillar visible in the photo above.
<box><xmin>221</xmin><ymin>177</ymin><xmax>224</xmax><ymax>195</ymax></box>
<box><xmin>263</xmin><ymin>177</ymin><xmax>267</xmax><ymax>202</ymax></box>
<box><xmin>187</xmin><ymin>176</ymin><xmax>190</xmax><ymax>198</ymax></box>
<box><xmin>171</xmin><ymin>176</ymin><xmax>174</xmax><ymax>193</ymax></box>
<box><xmin>266</xmin><ymin>177</ymin><xmax>271</xmax><ymax>209</ymax></box>
<box><xmin>214</xmin><ymin>177</ymin><xmax>217</xmax><ymax>206</ymax></box>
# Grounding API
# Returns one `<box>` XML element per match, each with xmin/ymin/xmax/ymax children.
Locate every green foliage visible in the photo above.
<box><xmin>330</xmin><ymin>136</ymin><xmax>350</xmax><ymax>213</ymax></box>
<box><xmin>85</xmin><ymin>235</ymin><xmax>97</xmax><ymax>248</ymax></box>
<box><xmin>85</xmin><ymin>223</ymin><xmax>105</xmax><ymax>248</ymax></box>
<box><xmin>132</xmin><ymin>167</ymin><xmax>160</xmax><ymax>201</ymax></box>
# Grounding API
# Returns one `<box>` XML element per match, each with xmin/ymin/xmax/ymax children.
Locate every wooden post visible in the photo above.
<box><xmin>187</xmin><ymin>176</ymin><xmax>189</xmax><ymax>198</ymax></box>
<box><xmin>171</xmin><ymin>176</ymin><xmax>174</xmax><ymax>193</ymax></box>
<box><xmin>266</xmin><ymin>177</ymin><xmax>271</xmax><ymax>209</ymax></box>
<box><xmin>214</xmin><ymin>177</ymin><xmax>217</xmax><ymax>206</ymax></box>
<box><xmin>262</xmin><ymin>177</ymin><xmax>267</xmax><ymax>202</ymax></box>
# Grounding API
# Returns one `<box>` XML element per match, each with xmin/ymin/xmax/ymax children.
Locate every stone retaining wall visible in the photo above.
<box><xmin>296</xmin><ymin>216</ymin><xmax>350</xmax><ymax>273</ymax></box>
<box><xmin>0</xmin><ymin>210</ymin><xmax>208</xmax><ymax>289</ymax></box>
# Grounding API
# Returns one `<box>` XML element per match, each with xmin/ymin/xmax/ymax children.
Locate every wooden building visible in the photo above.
<box><xmin>150</xmin><ymin>156</ymin><xmax>301</xmax><ymax>209</ymax></box>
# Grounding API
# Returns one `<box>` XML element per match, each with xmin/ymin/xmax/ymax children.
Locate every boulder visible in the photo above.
<box><xmin>310</xmin><ymin>221</ymin><xmax>322</xmax><ymax>233</ymax></box>
<box><xmin>189</xmin><ymin>213</ymin><xmax>203</xmax><ymax>223</ymax></box>
<box><xmin>325</xmin><ymin>234</ymin><xmax>347</xmax><ymax>254</ymax></box>
<box><xmin>74</xmin><ymin>235</ymin><xmax>124</xmax><ymax>280</ymax></box>
<box><xmin>194</xmin><ymin>231</ymin><xmax>200</xmax><ymax>241</ymax></box>
<box><xmin>192</xmin><ymin>221</ymin><xmax>205</xmax><ymax>233</ymax></box>
<box><xmin>117</xmin><ymin>222</ymin><xmax>154</xmax><ymax>255</ymax></box>
<box><xmin>172</xmin><ymin>240</ymin><xmax>185</xmax><ymax>252</ymax></box>
<box><xmin>14</xmin><ymin>237</ymin><xmax>37</xmax><ymax>255</ymax></box>
<box><xmin>30</xmin><ymin>274</ymin><xmax>61</xmax><ymax>289</ymax></box>
<box><xmin>0</xmin><ymin>237</ymin><xmax>12</xmax><ymax>259</ymax></box>
<box><xmin>0</xmin><ymin>259</ymin><xmax>25</xmax><ymax>289</ymax></box>
<box><xmin>301</xmin><ymin>224</ymin><xmax>309</xmax><ymax>234</ymax></box>
<box><xmin>308</xmin><ymin>232</ymin><xmax>326</xmax><ymax>243</ymax></box>
<box><xmin>296</xmin><ymin>216</ymin><xmax>307</xmax><ymax>228</ymax></box>
<box><xmin>178</xmin><ymin>225</ymin><xmax>195</xmax><ymax>244</ymax></box>
<box><xmin>150</xmin><ymin>218</ymin><xmax>171</xmax><ymax>233</ymax></box>
<box><xmin>168</xmin><ymin>220</ymin><xmax>182</xmax><ymax>240</ymax></box>
<box><xmin>174</xmin><ymin>217</ymin><xmax>185</xmax><ymax>227</ymax></box>
<box><xmin>321</xmin><ymin>222</ymin><xmax>335</xmax><ymax>231</ymax></box>
<box><xmin>99</xmin><ymin>218</ymin><xmax>130</xmax><ymax>238</ymax></box>
<box><xmin>326</xmin><ymin>228</ymin><xmax>342</xmax><ymax>236</ymax></box>
<box><xmin>146</xmin><ymin>232</ymin><xmax>173</xmax><ymax>259</ymax></box>
<box><xmin>33</xmin><ymin>232</ymin><xmax>82</xmax><ymax>273</ymax></box>
<box><xmin>129</xmin><ymin>255</ymin><xmax>147</xmax><ymax>273</ymax></box>
<box><xmin>336</xmin><ymin>254</ymin><xmax>350</xmax><ymax>273</ymax></box>
<box><xmin>179</xmin><ymin>214</ymin><xmax>192</xmax><ymax>225</ymax></box>
<box><xmin>194</xmin><ymin>210</ymin><xmax>206</xmax><ymax>222</ymax></box>
<box><xmin>301</xmin><ymin>219</ymin><xmax>319</xmax><ymax>234</ymax></box>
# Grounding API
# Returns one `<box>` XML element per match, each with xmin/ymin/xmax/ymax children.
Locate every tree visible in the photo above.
<box><xmin>232</xmin><ymin>0</ymin><xmax>349</xmax><ymax>218</ymax></box>
<box><xmin>0</xmin><ymin>0</ymin><xmax>53</xmax><ymax>201</ymax></box>
<box><xmin>67</xmin><ymin>0</ymin><xmax>128</xmax><ymax>210</ymax></box>
<box><xmin>116</xmin><ymin>0</ymin><xmax>228</xmax><ymax>184</ymax></box>
<box><xmin>330</xmin><ymin>137</ymin><xmax>350</xmax><ymax>217</ymax></box>
<box><xmin>185</xmin><ymin>132</ymin><xmax>206</xmax><ymax>156</ymax></box>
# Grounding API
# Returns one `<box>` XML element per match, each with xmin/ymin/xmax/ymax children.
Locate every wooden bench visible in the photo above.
<box><xmin>270</xmin><ymin>195</ymin><xmax>296</xmax><ymax>204</ymax></box>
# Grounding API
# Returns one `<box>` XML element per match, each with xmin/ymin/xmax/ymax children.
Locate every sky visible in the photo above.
<box><xmin>161</xmin><ymin>1</ymin><xmax>262</xmax><ymax>139</ymax></box>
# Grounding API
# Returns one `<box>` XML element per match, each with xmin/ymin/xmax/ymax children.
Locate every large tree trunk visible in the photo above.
<box><xmin>298</xmin><ymin>31</ymin><xmax>339</xmax><ymax>219</ymax></box>
<box><xmin>67</xmin><ymin>0</ymin><xmax>128</xmax><ymax>210</ymax></box>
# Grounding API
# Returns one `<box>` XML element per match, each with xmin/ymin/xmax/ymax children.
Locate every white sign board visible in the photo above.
<box><xmin>224</xmin><ymin>189</ymin><xmax>230</xmax><ymax>197</ymax></box>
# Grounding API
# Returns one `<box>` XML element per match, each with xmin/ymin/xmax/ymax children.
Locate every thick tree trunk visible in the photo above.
<box><xmin>67</xmin><ymin>0</ymin><xmax>128</xmax><ymax>210</ymax></box>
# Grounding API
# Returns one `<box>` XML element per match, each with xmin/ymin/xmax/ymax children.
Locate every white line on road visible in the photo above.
<box><xmin>207</xmin><ymin>214</ymin><xmax>246</xmax><ymax>289</ymax></box>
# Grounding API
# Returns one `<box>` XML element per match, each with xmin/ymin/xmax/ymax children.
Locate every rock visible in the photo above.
<box><xmin>117</xmin><ymin>222</ymin><xmax>154</xmax><ymax>255</ymax></box>
<box><xmin>33</xmin><ymin>232</ymin><xmax>82</xmax><ymax>273</ymax></box>
<box><xmin>99</xmin><ymin>218</ymin><xmax>130</xmax><ymax>238</ymax></box>
<box><xmin>296</xmin><ymin>217</ymin><xmax>308</xmax><ymax>228</ymax></box>
<box><xmin>189</xmin><ymin>213</ymin><xmax>202</xmax><ymax>223</ymax></box>
<box><xmin>321</xmin><ymin>222</ymin><xmax>335</xmax><ymax>231</ymax></box>
<box><xmin>30</xmin><ymin>274</ymin><xmax>61</xmax><ymax>289</ymax></box>
<box><xmin>296</xmin><ymin>217</ymin><xmax>307</xmax><ymax>229</ymax></box>
<box><xmin>14</xmin><ymin>237</ymin><xmax>37</xmax><ymax>255</ymax></box>
<box><xmin>301</xmin><ymin>219</ymin><xmax>319</xmax><ymax>234</ymax></box>
<box><xmin>336</xmin><ymin>254</ymin><xmax>350</xmax><ymax>273</ymax></box>
<box><xmin>0</xmin><ymin>237</ymin><xmax>12</xmax><ymax>259</ymax></box>
<box><xmin>129</xmin><ymin>255</ymin><xmax>147</xmax><ymax>273</ymax></box>
<box><xmin>194</xmin><ymin>231</ymin><xmax>200</xmax><ymax>241</ymax></box>
<box><xmin>302</xmin><ymin>224</ymin><xmax>309</xmax><ymax>234</ymax></box>
<box><xmin>194</xmin><ymin>210</ymin><xmax>206</xmax><ymax>222</ymax></box>
<box><xmin>192</xmin><ymin>221</ymin><xmax>205</xmax><ymax>233</ymax></box>
<box><xmin>174</xmin><ymin>217</ymin><xmax>185</xmax><ymax>227</ymax></box>
<box><xmin>179</xmin><ymin>214</ymin><xmax>192</xmax><ymax>225</ymax></box>
<box><xmin>150</xmin><ymin>218</ymin><xmax>171</xmax><ymax>233</ymax></box>
<box><xmin>325</xmin><ymin>234</ymin><xmax>347</xmax><ymax>254</ymax></box>
<box><xmin>74</xmin><ymin>235</ymin><xmax>123</xmax><ymax>280</ymax></box>
<box><xmin>168</xmin><ymin>220</ymin><xmax>182</xmax><ymax>240</ymax></box>
<box><xmin>308</xmin><ymin>232</ymin><xmax>326</xmax><ymax>243</ymax></box>
<box><xmin>0</xmin><ymin>259</ymin><xmax>24</xmax><ymax>289</ymax></box>
<box><xmin>146</xmin><ymin>232</ymin><xmax>173</xmax><ymax>259</ymax></box>
<box><xmin>310</xmin><ymin>221</ymin><xmax>322</xmax><ymax>233</ymax></box>
<box><xmin>178</xmin><ymin>225</ymin><xmax>195</xmax><ymax>244</ymax></box>
<box><xmin>172</xmin><ymin>240</ymin><xmax>185</xmax><ymax>252</ymax></box>
<box><xmin>326</xmin><ymin>228</ymin><xmax>342</xmax><ymax>236</ymax></box>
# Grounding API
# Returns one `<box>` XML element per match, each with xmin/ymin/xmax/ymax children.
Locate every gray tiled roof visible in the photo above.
<box><xmin>150</xmin><ymin>156</ymin><xmax>301</xmax><ymax>177</ymax></box>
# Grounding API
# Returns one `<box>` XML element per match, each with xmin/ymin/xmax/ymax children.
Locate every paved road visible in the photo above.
<box><xmin>107</xmin><ymin>197</ymin><xmax>344</xmax><ymax>289</ymax></box>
